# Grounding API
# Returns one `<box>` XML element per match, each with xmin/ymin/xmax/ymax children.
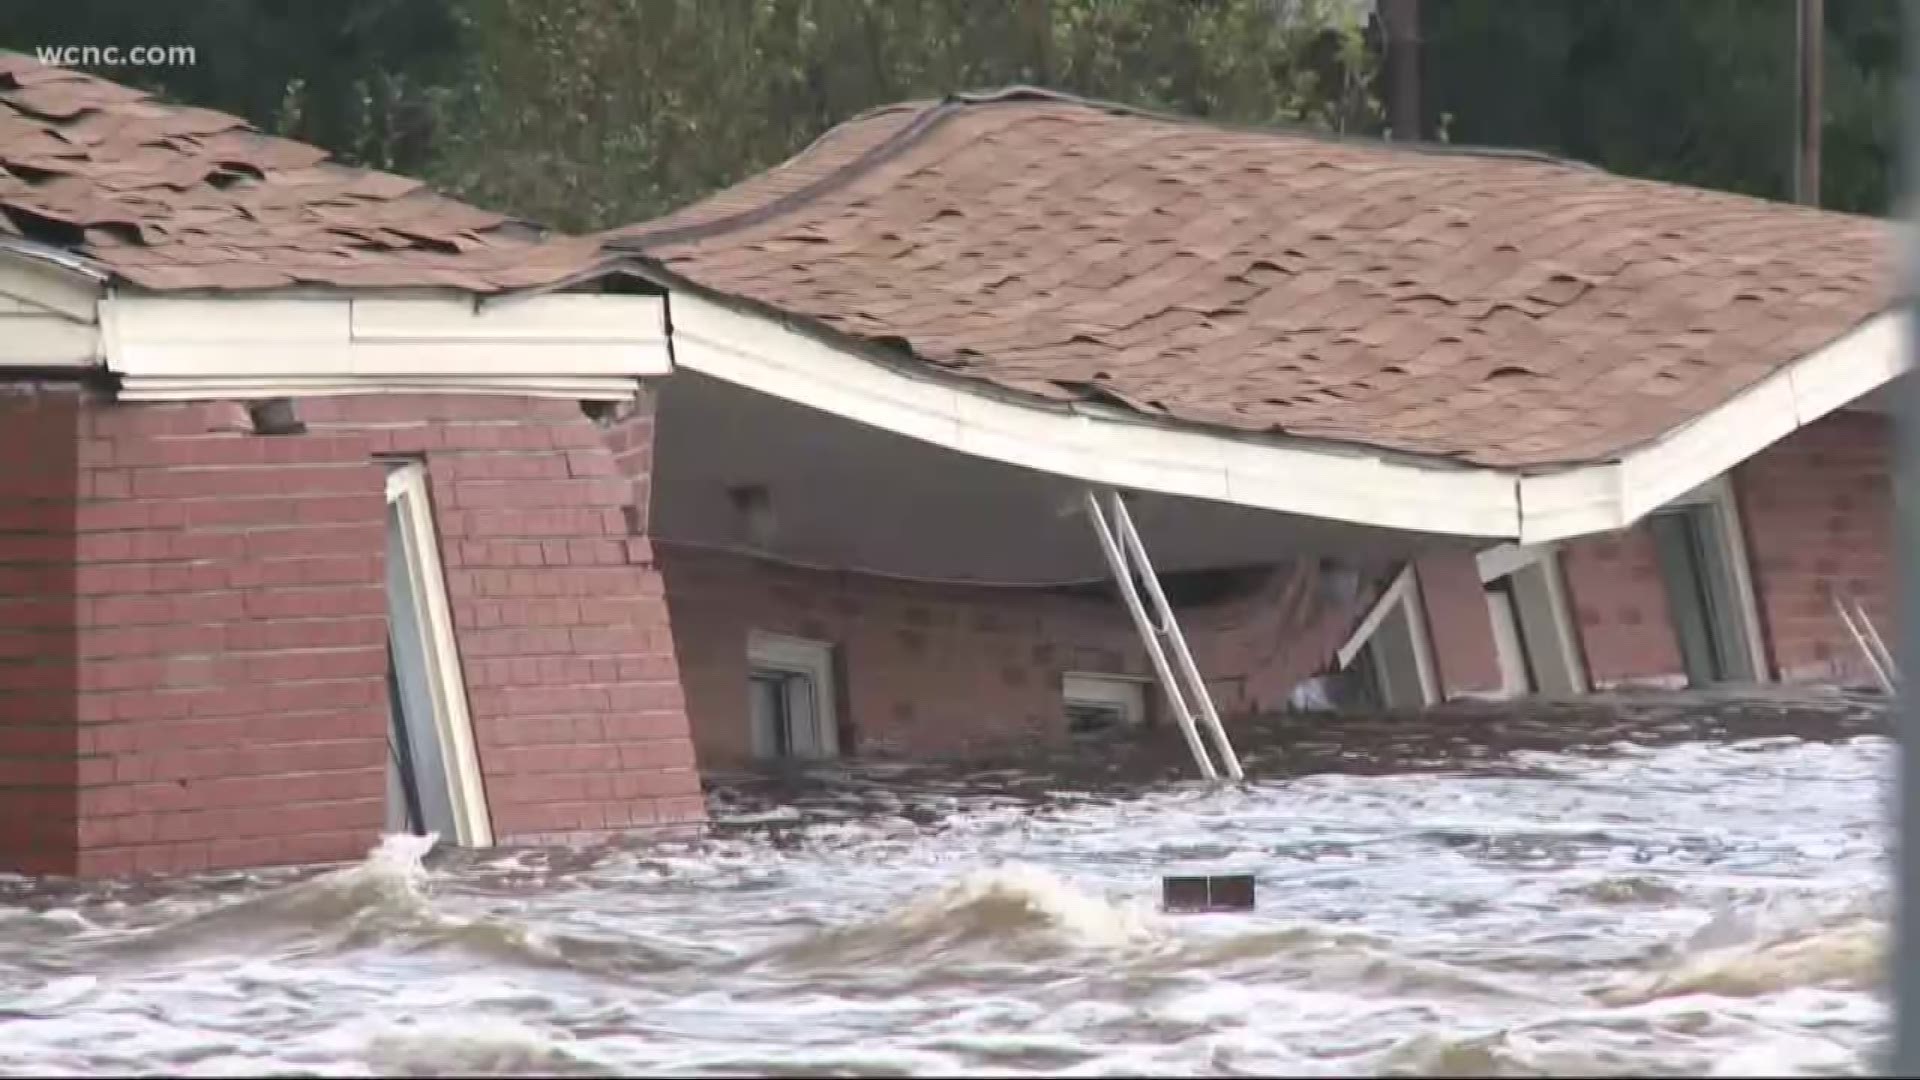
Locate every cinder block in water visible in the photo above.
<box><xmin>1161</xmin><ymin>873</ymin><xmax>1256</xmax><ymax>912</ymax></box>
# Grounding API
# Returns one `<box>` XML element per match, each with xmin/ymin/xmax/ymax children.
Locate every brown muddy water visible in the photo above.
<box><xmin>0</xmin><ymin>689</ymin><xmax>1895</xmax><ymax>1076</ymax></box>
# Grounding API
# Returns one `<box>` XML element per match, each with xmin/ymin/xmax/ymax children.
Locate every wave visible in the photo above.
<box><xmin>1593</xmin><ymin>900</ymin><xmax>1883</xmax><ymax>1006</ymax></box>
<box><xmin>364</xmin><ymin>1017</ymin><xmax>612</xmax><ymax>1077</ymax></box>
<box><xmin>761</xmin><ymin>864</ymin><xmax>1159</xmax><ymax>970</ymax></box>
<box><xmin>1561</xmin><ymin>874</ymin><xmax>1688</xmax><ymax>906</ymax></box>
<box><xmin>101</xmin><ymin>833</ymin><xmax>442</xmax><ymax>957</ymax></box>
<box><xmin>100</xmin><ymin>835</ymin><xmax>680</xmax><ymax>977</ymax></box>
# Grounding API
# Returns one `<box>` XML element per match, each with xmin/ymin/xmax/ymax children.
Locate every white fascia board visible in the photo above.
<box><xmin>1515</xmin><ymin>464</ymin><xmax>1626</xmax><ymax>544</ymax></box>
<box><xmin>1786</xmin><ymin>311</ymin><xmax>1906</xmax><ymax>425</ymax></box>
<box><xmin>352</xmin><ymin>293</ymin><xmax>666</xmax><ymax>344</ymax></box>
<box><xmin>1516</xmin><ymin>310</ymin><xmax>1907</xmax><ymax>542</ymax></box>
<box><xmin>0</xmin><ymin>250</ymin><xmax>104</xmax><ymax>324</ymax></box>
<box><xmin>1615</xmin><ymin>372</ymin><xmax>1800</xmax><ymax>522</ymax></box>
<box><xmin>670</xmin><ymin>297</ymin><xmax>968</xmax><ymax>450</ymax></box>
<box><xmin>117</xmin><ymin>341</ymin><xmax>669</xmax><ymax>377</ymax></box>
<box><xmin>0</xmin><ymin>315</ymin><xmax>100</xmax><ymax>366</ymax></box>
<box><xmin>108</xmin><ymin>296</ymin><xmax>349</xmax><ymax>345</ymax></box>
<box><xmin>0</xmin><ymin>251</ymin><xmax>105</xmax><ymax>366</ymax></box>
<box><xmin>669</xmin><ymin>292</ymin><xmax>1524</xmax><ymax>538</ymax></box>
<box><xmin>102</xmin><ymin>290</ymin><xmax>669</xmax><ymax>391</ymax></box>
<box><xmin>118</xmin><ymin>375</ymin><xmax>641</xmax><ymax>402</ymax></box>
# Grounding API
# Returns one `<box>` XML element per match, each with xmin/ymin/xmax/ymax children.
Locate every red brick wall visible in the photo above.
<box><xmin>1546</xmin><ymin>411</ymin><xmax>1894</xmax><ymax>691</ymax></box>
<box><xmin>1735</xmin><ymin>410</ymin><xmax>1894</xmax><ymax>685</ymax></box>
<box><xmin>1413</xmin><ymin>550</ymin><xmax>1502</xmax><ymax>697</ymax></box>
<box><xmin>69</xmin><ymin>397</ymin><xmax>387</xmax><ymax>877</ymax></box>
<box><xmin>0</xmin><ymin>385</ymin><xmax>81</xmax><ymax>875</ymax></box>
<box><xmin>658</xmin><ymin>545</ymin><xmax>1377</xmax><ymax>768</ymax></box>
<box><xmin>0</xmin><ymin>389</ymin><xmax>702</xmax><ymax>878</ymax></box>
<box><xmin>303</xmin><ymin>394</ymin><xmax>702</xmax><ymax>847</ymax></box>
<box><xmin>1559</xmin><ymin>526</ymin><xmax>1687</xmax><ymax>689</ymax></box>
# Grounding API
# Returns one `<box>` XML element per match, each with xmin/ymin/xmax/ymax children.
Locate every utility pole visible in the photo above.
<box><xmin>1381</xmin><ymin>0</ymin><xmax>1421</xmax><ymax>141</ymax></box>
<box><xmin>1794</xmin><ymin>0</ymin><xmax>1825</xmax><ymax>205</ymax></box>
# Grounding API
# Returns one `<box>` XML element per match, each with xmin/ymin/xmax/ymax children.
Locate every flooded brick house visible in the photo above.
<box><xmin>0</xmin><ymin>58</ymin><xmax>1901</xmax><ymax>878</ymax></box>
<box><xmin>613</xmin><ymin>88</ymin><xmax>1900</xmax><ymax>719</ymax></box>
<box><xmin>0</xmin><ymin>55</ymin><xmax>705</xmax><ymax>876</ymax></box>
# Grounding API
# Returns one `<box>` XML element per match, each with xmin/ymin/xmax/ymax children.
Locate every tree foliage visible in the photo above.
<box><xmin>428</xmin><ymin>0</ymin><xmax>1379</xmax><ymax>231</ymax></box>
<box><xmin>1422</xmin><ymin>0</ymin><xmax>1899</xmax><ymax>214</ymax></box>
<box><xmin>0</xmin><ymin>0</ymin><xmax>1902</xmax><ymax>227</ymax></box>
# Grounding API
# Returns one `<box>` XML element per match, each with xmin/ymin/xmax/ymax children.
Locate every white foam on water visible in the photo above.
<box><xmin>0</xmin><ymin>710</ymin><xmax>1896</xmax><ymax>1076</ymax></box>
<box><xmin>364</xmin><ymin>1016</ymin><xmax>608</xmax><ymax>1077</ymax></box>
<box><xmin>8</xmin><ymin>974</ymin><xmax>98</xmax><ymax>1013</ymax></box>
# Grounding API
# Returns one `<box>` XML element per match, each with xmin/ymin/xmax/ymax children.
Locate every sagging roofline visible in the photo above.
<box><xmin>650</xmin><ymin>264</ymin><xmax>1905</xmax><ymax>546</ymax></box>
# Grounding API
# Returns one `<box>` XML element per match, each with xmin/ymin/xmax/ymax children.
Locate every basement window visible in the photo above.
<box><xmin>1062</xmin><ymin>672</ymin><xmax>1148</xmax><ymax>737</ymax></box>
<box><xmin>746</xmin><ymin>632</ymin><xmax>839</xmax><ymax>760</ymax></box>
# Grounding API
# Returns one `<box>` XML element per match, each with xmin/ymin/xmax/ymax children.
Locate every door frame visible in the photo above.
<box><xmin>384</xmin><ymin>461</ymin><xmax>494</xmax><ymax>846</ymax></box>
<box><xmin>1474</xmin><ymin>542</ymin><xmax>1589</xmax><ymax>697</ymax></box>
<box><xmin>1334</xmin><ymin>565</ymin><xmax>1440</xmax><ymax>708</ymax></box>
<box><xmin>1654</xmin><ymin>476</ymin><xmax>1769</xmax><ymax>684</ymax></box>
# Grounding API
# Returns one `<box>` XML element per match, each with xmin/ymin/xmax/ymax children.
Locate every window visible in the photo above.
<box><xmin>1062</xmin><ymin>672</ymin><xmax>1148</xmax><ymax>736</ymax></box>
<box><xmin>746</xmin><ymin>632</ymin><xmax>839</xmax><ymax>760</ymax></box>
<box><xmin>382</xmin><ymin>461</ymin><xmax>492</xmax><ymax>846</ymax></box>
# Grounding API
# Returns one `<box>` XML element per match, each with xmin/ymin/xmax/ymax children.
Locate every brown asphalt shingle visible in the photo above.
<box><xmin>0</xmin><ymin>52</ymin><xmax>613</xmax><ymax>292</ymax></box>
<box><xmin>611</xmin><ymin>89</ymin><xmax>1893</xmax><ymax>470</ymax></box>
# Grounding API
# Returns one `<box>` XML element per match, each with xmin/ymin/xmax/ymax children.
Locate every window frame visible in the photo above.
<box><xmin>382</xmin><ymin>459</ymin><xmax>493</xmax><ymax>847</ymax></box>
<box><xmin>746</xmin><ymin>631</ymin><xmax>840</xmax><ymax>760</ymax></box>
<box><xmin>1062</xmin><ymin>671</ymin><xmax>1150</xmax><ymax>735</ymax></box>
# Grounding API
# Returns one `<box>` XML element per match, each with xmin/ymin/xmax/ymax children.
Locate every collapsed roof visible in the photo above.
<box><xmin>611</xmin><ymin>88</ymin><xmax>1892</xmax><ymax>470</ymax></box>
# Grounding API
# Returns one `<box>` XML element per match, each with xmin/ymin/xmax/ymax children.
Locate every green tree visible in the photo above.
<box><xmin>1421</xmin><ymin>0</ymin><xmax>1899</xmax><ymax>214</ymax></box>
<box><xmin>428</xmin><ymin>0</ymin><xmax>1379</xmax><ymax>231</ymax></box>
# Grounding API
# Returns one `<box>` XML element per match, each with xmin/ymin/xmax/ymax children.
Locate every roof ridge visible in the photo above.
<box><xmin>610</xmin><ymin>99</ymin><xmax>958</xmax><ymax>251</ymax></box>
<box><xmin>944</xmin><ymin>85</ymin><xmax>1603</xmax><ymax>173</ymax></box>
<box><xmin>611</xmin><ymin>84</ymin><xmax>1605</xmax><ymax>253</ymax></box>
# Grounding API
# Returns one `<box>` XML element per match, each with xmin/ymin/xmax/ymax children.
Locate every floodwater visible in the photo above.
<box><xmin>0</xmin><ymin>689</ymin><xmax>1896</xmax><ymax>1076</ymax></box>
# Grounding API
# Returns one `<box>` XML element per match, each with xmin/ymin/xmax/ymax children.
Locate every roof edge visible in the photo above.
<box><xmin>0</xmin><ymin>236</ymin><xmax>111</xmax><ymax>283</ymax></box>
<box><xmin>643</xmin><ymin>259</ymin><xmax>1498</xmax><ymax>473</ymax></box>
<box><xmin>654</xmin><ymin>272</ymin><xmax>1909</xmax><ymax>547</ymax></box>
<box><xmin>1516</xmin><ymin>308</ymin><xmax>1907</xmax><ymax>543</ymax></box>
<box><xmin>660</xmin><ymin>277</ymin><xmax>1525</xmax><ymax>539</ymax></box>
